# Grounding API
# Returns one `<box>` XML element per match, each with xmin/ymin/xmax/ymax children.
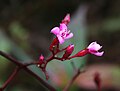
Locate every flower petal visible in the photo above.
<box><xmin>64</xmin><ymin>33</ymin><xmax>73</xmax><ymax>39</ymax></box>
<box><xmin>87</xmin><ymin>42</ymin><xmax>102</xmax><ymax>51</ymax></box>
<box><xmin>57</xmin><ymin>35</ymin><xmax>65</xmax><ymax>44</ymax></box>
<box><xmin>60</xmin><ymin>23</ymin><xmax>67</xmax><ymax>31</ymax></box>
<box><xmin>91</xmin><ymin>51</ymin><xmax>104</xmax><ymax>56</ymax></box>
<box><xmin>51</xmin><ymin>27</ymin><xmax>60</xmax><ymax>35</ymax></box>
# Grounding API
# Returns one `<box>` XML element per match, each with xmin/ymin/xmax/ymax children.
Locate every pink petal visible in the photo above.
<box><xmin>87</xmin><ymin>42</ymin><xmax>95</xmax><ymax>49</ymax></box>
<box><xmin>51</xmin><ymin>27</ymin><xmax>60</xmax><ymax>35</ymax></box>
<box><xmin>57</xmin><ymin>35</ymin><xmax>65</xmax><ymax>44</ymax></box>
<box><xmin>93</xmin><ymin>42</ymin><xmax>102</xmax><ymax>51</ymax></box>
<box><xmin>87</xmin><ymin>42</ymin><xmax>102</xmax><ymax>51</ymax></box>
<box><xmin>60</xmin><ymin>23</ymin><xmax>67</xmax><ymax>31</ymax></box>
<box><xmin>64</xmin><ymin>33</ymin><xmax>73</xmax><ymax>39</ymax></box>
<box><xmin>93</xmin><ymin>51</ymin><xmax>104</xmax><ymax>56</ymax></box>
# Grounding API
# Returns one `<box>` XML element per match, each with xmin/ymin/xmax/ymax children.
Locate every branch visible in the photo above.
<box><xmin>0</xmin><ymin>66</ymin><xmax>20</xmax><ymax>91</ymax></box>
<box><xmin>63</xmin><ymin>64</ymin><xmax>85</xmax><ymax>91</ymax></box>
<box><xmin>70</xmin><ymin>61</ymin><xmax>77</xmax><ymax>71</ymax></box>
<box><xmin>0</xmin><ymin>51</ymin><xmax>56</xmax><ymax>91</ymax></box>
<box><xmin>63</xmin><ymin>69</ymin><xmax>81</xmax><ymax>91</ymax></box>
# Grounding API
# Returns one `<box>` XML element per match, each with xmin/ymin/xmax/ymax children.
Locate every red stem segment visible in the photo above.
<box><xmin>0</xmin><ymin>67</ymin><xmax>20</xmax><ymax>91</ymax></box>
<box><xmin>0</xmin><ymin>51</ymin><xmax>56</xmax><ymax>91</ymax></box>
<box><xmin>98</xmin><ymin>86</ymin><xmax>101</xmax><ymax>91</ymax></box>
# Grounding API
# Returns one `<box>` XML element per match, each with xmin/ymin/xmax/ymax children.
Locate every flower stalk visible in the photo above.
<box><xmin>0</xmin><ymin>51</ymin><xmax>56</xmax><ymax>91</ymax></box>
<box><xmin>0</xmin><ymin>14</ymin><xmax>104</xmax><ymax>91</ymax></box>
<box><xmin>0</xmin><ymin>67</ymin><xmax>20</xmax><ymax>91</ymax></box>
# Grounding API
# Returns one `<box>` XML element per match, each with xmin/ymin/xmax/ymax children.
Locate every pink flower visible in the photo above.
<box><xmin>51</xmin><ymin>23</ymin><xmax>73</xmax><ymax>44</ymax></box>
<box><xmin>87</xmin><ymin>42</ymin><xmax>104</xmax><ymax>56</ymax></box>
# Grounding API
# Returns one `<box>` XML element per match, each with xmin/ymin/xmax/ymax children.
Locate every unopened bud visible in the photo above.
<box><xmin>62</xmin><ymin>44</ymin><xmax>74</xmax><ymax>59</ymax></box>
<box><xmin>39</xmin><ymin>54</ymin><xmax>44</xmax><ymax>61</ymax></box>
<box><xmin>38</xmin><ymin>54</ymin><xmax>44</xmax><ymax>65</ymax></box>
<box><xmin>62</xmin><ymin>14</ymin><xmax>70</xmax><ymax>25</ymax></box>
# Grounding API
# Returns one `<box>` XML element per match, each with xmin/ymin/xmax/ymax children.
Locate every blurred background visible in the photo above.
<box><xmin>0</xmin><ymin>0</ymin><xmax>120</xmax><ymax>91</ymax></box>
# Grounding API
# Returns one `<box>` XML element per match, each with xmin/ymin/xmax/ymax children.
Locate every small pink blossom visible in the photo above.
<box><xmin>87</xmin><ymin>42</ymin><xmax>104</xmax><ymax>56</ymax></box>
<box><xmin>51</xmin><ymin>23</ymin><xmax>73</xmax><ymax>44</ymax></box>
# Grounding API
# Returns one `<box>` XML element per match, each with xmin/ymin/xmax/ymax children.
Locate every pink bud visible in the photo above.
<box><xmin>38</xmin><ymin>55</ymin><xmax>46</xmax><ymax>71</ymax></box>
<box><xmin>39</xmin><ymin>54</ymin><xmax>44</xmax><ymax>61</ymax></box>
<box><xmin>62</xmin><ymin>14</ymin><xmax>70</xmax><ymax>25</ymax></box>
<box><xmin>38</xmin><ymin>54</ymin><xmax>44</xmax><ymax>65</ymax></box>
<box><xmin>62</xmin><ymin>44</ymin><xmax>74</xmax><ymax>59</ymax></box>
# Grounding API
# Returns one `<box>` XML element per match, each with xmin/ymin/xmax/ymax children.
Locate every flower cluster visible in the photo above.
<box><xmin>37</xmin><ymin>14</ymin><xmax>104</xmax><ymax>79</ymax></box>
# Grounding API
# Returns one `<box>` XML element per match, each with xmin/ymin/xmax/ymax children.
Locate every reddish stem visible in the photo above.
<box><xmin>98</xmin><ymin>86</ymin><xmax>101</xmax><ymax>91</ymax></box>
<box><xmin>0</xmin><ymin>51</ymin><xmax>56</xmax><ymax>91</ymax></box>
<box><xmin>97</xmin><ymin>81</ymin><xmax>101</xmax><ymax>91</ymax></box>
<box><xmin>94</xmin><ymin>72</ymin><xmax>101</xmax><ymax>91</ymax></box>
<box><xmin>63</xmin><ymin>69</ymin><xmax>81</xmax><ymax>91</ymax></box>
<box><xmin>0</xmin><ymin>67</ymin><xmax>20</xmax><ymax>91</ymax></box>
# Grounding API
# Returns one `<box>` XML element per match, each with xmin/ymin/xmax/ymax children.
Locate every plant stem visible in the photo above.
<box><xmin>63</xmin><ymin>69</ymin><xmax>81</xmax><ymax>91</ymax></box>
<box><xmin>0</xmin><ymin>67</ymin><xmax>20</xmax><ymax>91</ymax></box>
<box><xmin>70</xmin><ymin>61</ymin><xmax>77</xmax><ymax>71</ymax></box>
<box><xmin>97</xmin><ymin>82</ymin><xmax>101</xmax><ymax>91</ymax></box>
<box><xmin>0</xmin><ymin>51</ymin><xmax>56</xmax><ymax>91</ymax></box>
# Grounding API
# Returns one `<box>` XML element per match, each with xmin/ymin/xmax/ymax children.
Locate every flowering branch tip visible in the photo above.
<box><xmin>87</xmin><ymin>42</ymin><xmax>104</xmax><ymax>56</ymax></box>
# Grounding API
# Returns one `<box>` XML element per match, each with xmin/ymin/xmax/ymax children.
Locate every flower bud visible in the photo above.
<box><xmin>62</xmin><ymin>44</ymin><xmax>74</xmax><ymax>59</ymax></box>
<box><xmin>62</xmin><ymin>14</ymin><xmax>70</xmax><ymax>25</ymax></box>
<box><xmin>38</xmin><ymin>54</ymin><xmax>44</xmax><ymax>65</ymax></box>
<box><xmin>49</xmin><ymin>37</ymin><xmax>59</xmax><ymax>51</ymax></box>
<box><xmin>39</xmin><ymin>54</ymin><xmax>44</xmax><ymax>61</ymax></box>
